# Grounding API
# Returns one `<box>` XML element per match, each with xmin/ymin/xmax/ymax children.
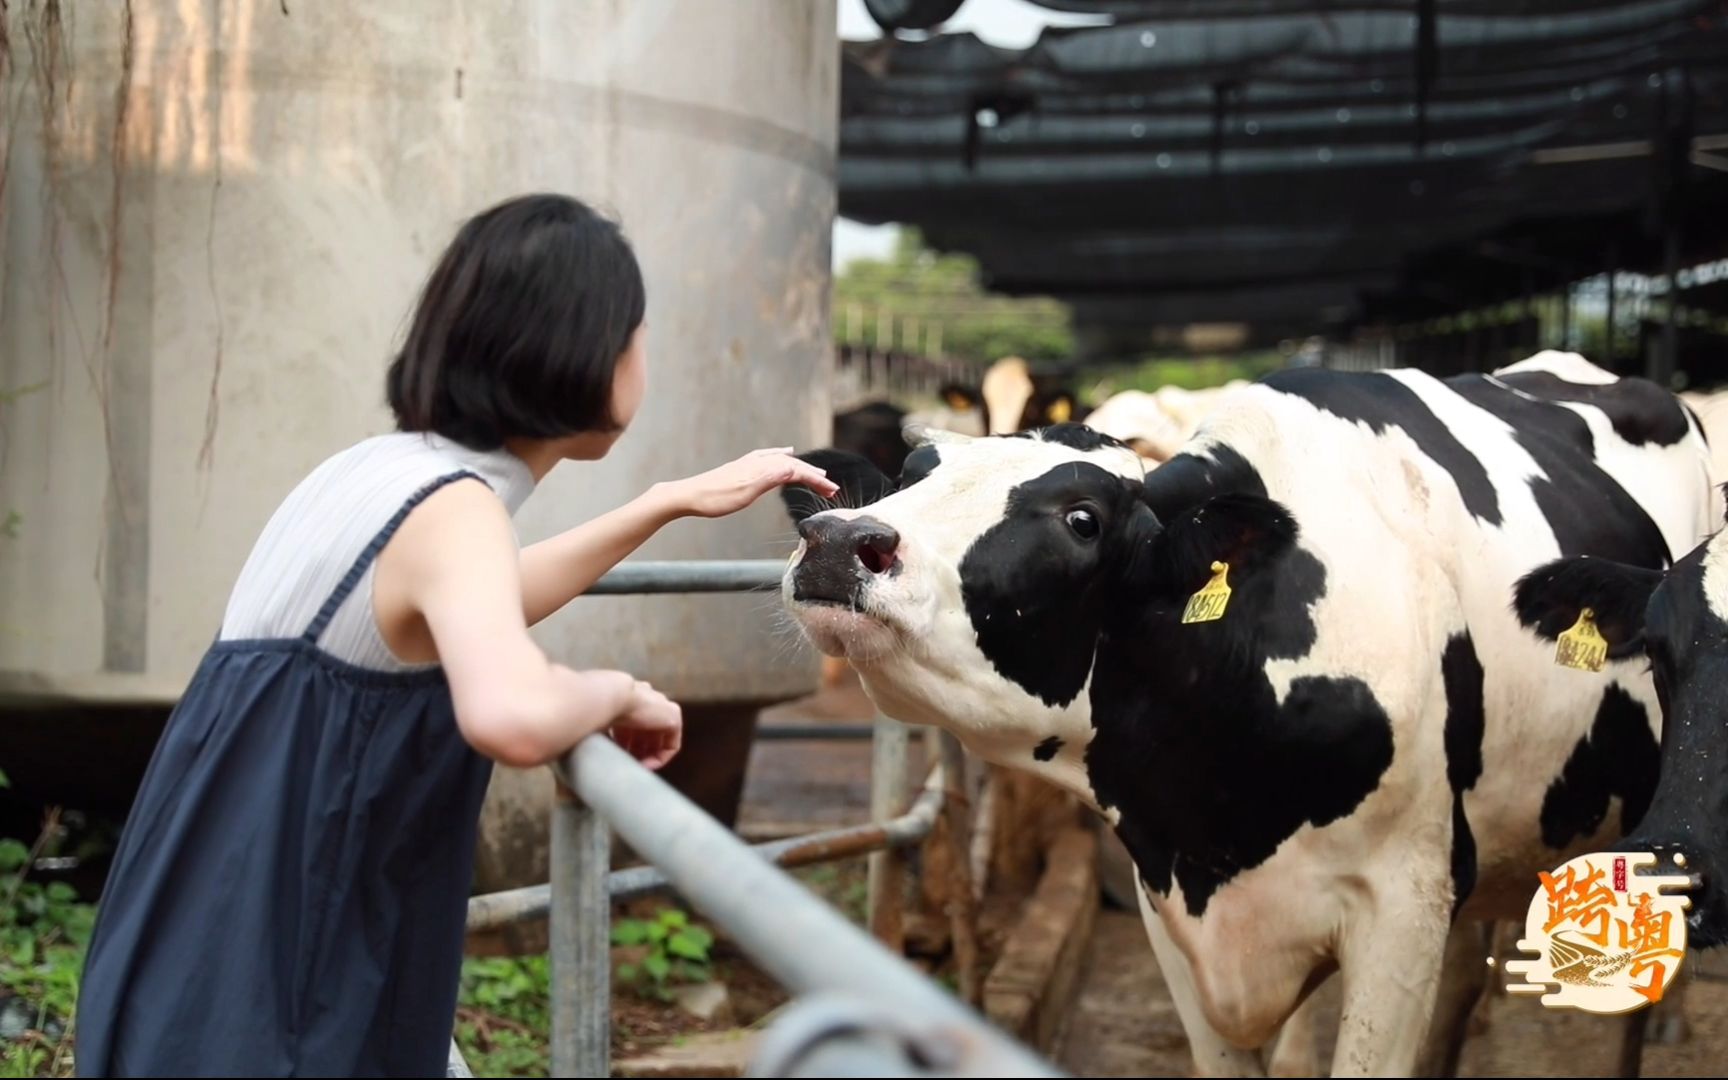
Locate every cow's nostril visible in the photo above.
<box><xmin>857</xmin><ymin>542</ymin><xmax>893</xmax><ymax>574</ymax></box>
<box><xmin>853</xmin><ymin>522</ymin><xmax>899</xmax><ymax>575</ymax></box>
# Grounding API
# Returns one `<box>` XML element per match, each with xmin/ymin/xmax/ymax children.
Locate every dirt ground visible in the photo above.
<box><xmin>608</xmin><ymin>940</ymin><xmax>790</xmax><ymax>1060</ymax></box>
<box><xmin>1058</xmin><ymin>909</ymin><xmax>1728</xmax><ymax>1078</ymax></box>
<box><xmin>601</xmin><ymin>855</ymin><xmax>1017</xmax><ymax>1070</ymax></box>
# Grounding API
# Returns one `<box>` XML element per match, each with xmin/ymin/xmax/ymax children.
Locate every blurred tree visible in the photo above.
<box><xmin>832</xmin><ymin>228</ymin><xmax>1073</xmax><ymax>365</ymax></box>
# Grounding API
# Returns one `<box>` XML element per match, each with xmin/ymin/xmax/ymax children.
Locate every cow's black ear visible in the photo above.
<box><xmin>1512</xmin><ymin>556</ymin><xmax>1661</xmax><ymax>657</ymax></box>
<box><xmin>940</xmin><ymin>383</ymin><xmax>980</xmax><ymax>412</ymax></box>
<box><xmin>779</xmin><ymin>448</ymin><xmax>894</xmax><ymax>524</ymax></box>
<box><xmin>1136</xmin><ymin>493</ymin><xmax>1299</xmax><ymax>596</ymax></box>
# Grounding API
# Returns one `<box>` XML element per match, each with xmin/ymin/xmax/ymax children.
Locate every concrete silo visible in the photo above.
<box><xmin>0</xmin><ymin>2</ymin><xmax>836</xmax><ymax>900</ymax></box>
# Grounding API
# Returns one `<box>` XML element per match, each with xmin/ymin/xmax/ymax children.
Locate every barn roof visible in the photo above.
<box><xmin>838</xmin><ymin>0</ymin><xmax>1728</xmax><ymax>337</ymax></box>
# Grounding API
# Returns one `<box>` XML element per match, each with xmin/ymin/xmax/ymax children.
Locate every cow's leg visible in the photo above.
<box><xmin>1468</xmin><ymin>919</ymin><xmax>1517</xmax><ymax>1035</ymax></box>
<box><xmin>1265</xmin><ymin>987</ymin><xmax>1328</xmax><ymax>1077</ymax></box>
<box><xmin>1619</xmin><ymin>972</ymin><xmax>1689</xmax><ymax>1077</ymax></box>
<box><xmin>1135</xmin><ymin>883</ymin><xmax>1268</xmax><ymax>1078</ymax></box>
<box><xmin>1645</xmin><ymin>971</ymin><xmax>1689</xmax><ymax>1045</ymax></box>
<box><xmin>1412</xmin><ymin>921</ymin><xmax>1493</xmax><ymax>1078</ymax></box>
<box><xmin>1465</xmin><ymin>919</ymin><xmax>1505</xmax><ymax>1036</ymax></box>
<box><xmin>980</xmin><ymin>768</ymin><xmax>1077</xmax><ymax>898</ymax></box>
<box><xmin>1331</xmin><ymin>903</ymin><xmax>1450</xmax><ymax>1078</ymax></box>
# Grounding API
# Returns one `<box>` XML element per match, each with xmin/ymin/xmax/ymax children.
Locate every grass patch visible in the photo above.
<box><xmin>455</xmin><ymin>901</ymin><xmax>725</xmax><ymax>1077</ymax></box>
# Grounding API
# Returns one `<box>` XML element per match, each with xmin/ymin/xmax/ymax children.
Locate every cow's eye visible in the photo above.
<box><xmin>1065</xmin><ymin>508</ymin><xmax>1099</xmax><ymax>539</ymax></box>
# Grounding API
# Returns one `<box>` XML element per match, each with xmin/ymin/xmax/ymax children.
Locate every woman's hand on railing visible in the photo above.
<box><xmin>608</xmin><ymin>679</ymin><xmax>683</xmax><ymax>770</ymax></box>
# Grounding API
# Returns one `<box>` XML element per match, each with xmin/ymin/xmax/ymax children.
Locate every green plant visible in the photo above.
<box><xmin>793</xmin><ymin>862</ymin><xmax>868</xmax><ymax>925</ymax></box>
<box><xmin>611</xmin><ymin>907</ymin><xmax>714</xmax><ymax>1002</ymax></box>
<box><xmin>0</xmin><ymin>772</ymin><xmax>88</xmax><ymax>1079</ymax></box>
<box><xmin>1</xmin><ymin>1043</ymin><xmax>48</xmax><ymax>1079</ymax></box>
<box><xmin>456</xmin><ymin>954</ymin><xmax>550</xmax><ymax>1078</ymax></box>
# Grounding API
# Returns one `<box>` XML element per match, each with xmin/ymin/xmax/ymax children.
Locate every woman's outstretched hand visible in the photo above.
<box><xmin>661</xmin><ymin>447</ymin><xmax>839</xmax><ymax>519</ymax></box>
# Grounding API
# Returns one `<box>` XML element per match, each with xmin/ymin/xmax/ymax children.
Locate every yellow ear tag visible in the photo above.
<box><xmin>1555</xmin><ymin>607</ymin><xmax>1608</xmax><ymax>673</ymax></box>
<box><xmin>1182</xmin><ymin>561</ymin><xmax>1232</xmax><ymax>624</ymax></box>
<box><xmin>1047</xmin><ymin>397</ymin><xmax>1073</xmax><ymax>424</ymax></box>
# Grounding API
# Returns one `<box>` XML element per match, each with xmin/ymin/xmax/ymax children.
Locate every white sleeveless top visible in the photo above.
<box><xmin>220</xmin><ymin>432</ymin><xmax>537</xmax><ymax>671</ymax></box>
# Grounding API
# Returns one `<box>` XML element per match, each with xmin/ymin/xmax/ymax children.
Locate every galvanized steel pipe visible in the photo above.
<box><xmin>583</xmin><ymin>559</ymin><xmax>787</xmax><ymax>595</ymax></box>
<box><xmin>550</xmin><ymin>786</ymin><xmax>611</xmax><ymax>1078</ymax></box>
<box><xmin>553</xmin><ymin>736</ymin><xmax>1053</xmax><ymax>1076</ymax></box>
<box><xmin>745</xmin><ymin>992</ymin><xmax>1064</xmax><ymax>1077</ymax></box>
<box><xmin>464</xmin><ymin>783</ymin><xmax>943</xmax><ymax>932</ymax></box>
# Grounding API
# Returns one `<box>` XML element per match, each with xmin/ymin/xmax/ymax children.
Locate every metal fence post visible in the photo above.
<box><xmin>933</xmin><ymin>730</ymin><xmax>980</xmax><ymax>1004</ymax></box>
<box><xmin>551</xmin><ymin>782</ymin><xmax>611</xmax><ymax>1078</ymax></box>
<box><xmin>559</xmin><ymin>736</ymin><xmax>1062</xmax><ymax>1076</ymax></box>
<box><xmin>446</xmin><ymin>1038</ymin><xmax>474</xmax><ymax>1078</ymax></box>
<box><xmin>451</xmin><ymin>561</ymin><xmax>1063</xmax><ymax>1076</ymax></box>
<box><xmin>867</xmin><ymin>712</ymin><xmax>912</xmax><ymax>951</ymax></box>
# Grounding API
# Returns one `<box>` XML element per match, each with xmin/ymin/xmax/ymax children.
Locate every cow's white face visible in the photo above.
<box><xmin>783</xmin><ymin>427</ymin><xmax>1148</xmax><ymax>783</ymax></box>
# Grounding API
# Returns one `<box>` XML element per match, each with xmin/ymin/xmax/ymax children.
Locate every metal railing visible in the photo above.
<box><xmin>458</xmin><ymin>559</ymin><xmax>1060</xmax><ymax>1078</ymax></box>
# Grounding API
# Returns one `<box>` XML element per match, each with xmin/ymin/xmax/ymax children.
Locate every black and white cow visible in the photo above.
<box><xmin>1513</xmin><ymin>506</ymin><xmax>1728</xmax><ymax>950</ymax></box>
<box><xmin>978</xmin><ymin>356</ymin><xmax>1086</xmax><ymax>436</ymax></box>
<box><xmin>831</xmin><ymin>358</ymin><xmax>1085</xmax><ymax>496</ymax></box>
<box><xmin>781</xmin><ymin>351</ymin><xmax>1719</xmax><ymax>1077</ymax></box>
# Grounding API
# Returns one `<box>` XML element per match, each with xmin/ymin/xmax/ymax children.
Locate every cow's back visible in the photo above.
<box><xmin>1182</xmin><ymin>355</ymin><xmax>1717</xmax><ymax>917</ymax></box>
<box><xmin>1477</xmin><ymin>365</ymin><xmax>1717</xmax><ymax>564</ymax></box>
<box><xmin>1682</xmin><ymin>386</ymin><xmax>1728</xmax><ymax>490</ymax></box>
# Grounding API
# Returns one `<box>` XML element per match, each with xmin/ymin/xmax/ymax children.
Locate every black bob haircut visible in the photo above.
<box><xmin>387</xmin><ymin>193</ymin><xmax>646</xmax><ymax>450</ymax></box>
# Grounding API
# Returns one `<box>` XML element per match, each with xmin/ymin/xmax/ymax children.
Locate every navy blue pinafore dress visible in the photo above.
<box><xmin>77</xmin><ymin>437</ymin><xmax>529</xmax><ymax>1078</ymax></box>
